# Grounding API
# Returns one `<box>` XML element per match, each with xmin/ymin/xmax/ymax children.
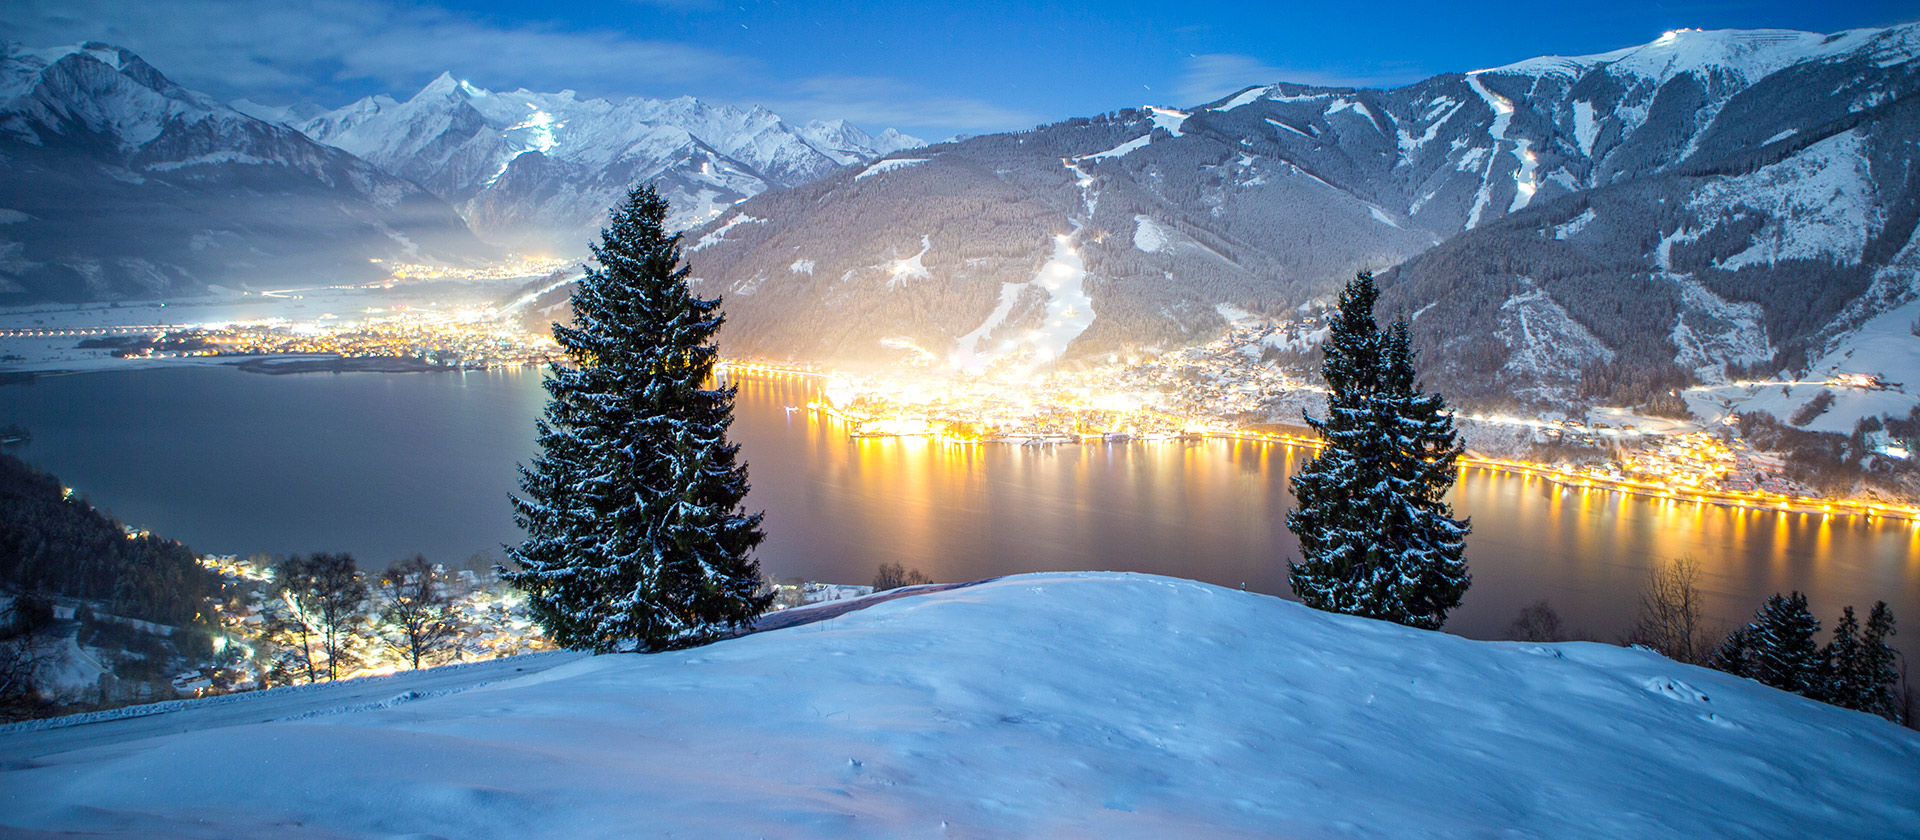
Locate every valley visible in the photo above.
<box><xmin>4</xmin><ymin>7</ymin><xmax>1919</xmax><ymax>832</ymax></box>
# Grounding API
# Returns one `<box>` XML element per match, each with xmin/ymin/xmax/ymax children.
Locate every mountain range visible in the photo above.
<box><xmin>684</xmin><ymin>25</ymin><xmax>1920</xmax><ymax>416</ymax></box>
<box><xmin>0</xmin><ymin>41</ymin><xmax>920</xmax><ymax>302</ymax></box>
<box><xmin>259</xmin><ymin>75</ymin><xmax>920</xmax><ymax>253</ymax></box>
<box><xmin>5</xmin><ymin>27</ymin><xmax>1919</xmax><ymax>422</ymax></box>
<box><xmin>0</xmin><ymin>43</ymin><xmax>488</xmax><ymax>301</ymax></box>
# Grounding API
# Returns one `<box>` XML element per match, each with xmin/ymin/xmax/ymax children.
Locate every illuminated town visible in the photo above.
<box><xmin>3</xmin><ymin>258</ymin><xmax>1914</xmax><ymax>523</ymax></box>
<box><xmin>372</xmin><ymin>255</ymin><xmax>578</xmax><ymax>281</ymax></box>
<box><xmin>183</xmin><ymin>555</ymin><xmax>554</xmax><ymax>695</ymax></box>
<box><xmin>719</xmin><ymin>311</ymin><xmax>1920</xmax><ymax>525</ymax></box>
<box><xmin>145</xmin><ymin>306</ymin><xmax>563</xmax><ymax>370</ymax></box>
<box><xmin>174</xmin><ymin>555</ymin><xmax>879</xmax><ymax>697</ymax></box>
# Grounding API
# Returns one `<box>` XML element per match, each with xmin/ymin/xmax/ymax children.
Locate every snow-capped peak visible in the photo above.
<box><xmin>263</xmin><ymin>71</ymin><xmax>922</xmax><ymax>251</ymax></box>
<box><xmin>870</xmin><ymin>127</ymin><xmax>925</xmax><ymax>154</ymax></box>
<box><xmin>797</xmin><ymin>119</ymin><xmax>925</xmax><ymax>164</ymax></box>
<box><xmin>19</xmin><ymin>41</ymin><xmax>121</xmax><ymax>68</ymax></box>
<box><xmin>228</xmin><ymin>97</ymin><xmax>328</xmax><ymax>127</ymax></box>
<box><xmin>1601</xmin><ymin>28</ymin><xmax>1838</xmax><ymax>83</ymax></box>
<box><xmin>1480</xmin><ymin>24</ymin><xmax>1919</xmax><ymax>84</ymax></box>
<box><xmin>3</xmin><ymin>42</ymin><xmax>169</xmax><ymax>104</ymax></box>
<box><xmin>0</xmin><ymin>41</ymin><xmax>240</xmax><ymax>146</ymax></box>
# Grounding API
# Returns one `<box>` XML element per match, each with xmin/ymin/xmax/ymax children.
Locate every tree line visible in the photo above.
<box><xmin>0</xmin><ymin>452</ymin><xmax>220</xmax><ymax>626</ymax></box>
<box><xmin>1509</xmin><ymin>557</ymin><xmax>1909</xmax><ymax>727</ymax></box>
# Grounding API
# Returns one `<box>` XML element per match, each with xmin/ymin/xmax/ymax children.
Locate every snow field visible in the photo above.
<box><xmin>1131</xmin><ymin>215</ymin><xmax>1167</xmax><ymax>253</ymax></box>
<box><xmin>855</xmin><ymin>157</ymin><xmax>929</xmax><ymax>180</ymax></box>
<box><xmin>4</xmin><ymin>573</ymin><xmax>1916</xmax><ymax>839</ymax></box>
<box><xmin>1691</xmin><ymin>131</ymin><xmax>1882</xmax><ymax>272</ymax></box>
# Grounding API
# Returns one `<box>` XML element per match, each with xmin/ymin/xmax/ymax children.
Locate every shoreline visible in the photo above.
<box><xmin>0</xmin><ymin>353</ymin><xmax>523</xmax><ymax>381</ymax></box>
<box><xmin>10</xmin><ymin>360</ymin><xmax>1918</xmax><ymax>520</ymax></box>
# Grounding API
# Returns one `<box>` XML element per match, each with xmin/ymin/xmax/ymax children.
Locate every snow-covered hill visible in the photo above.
<box><xmin>0</xmin><ymin>43</ymin><xmax>491</xmax><ymax>302</ymax></box>
<box><xmin>280</xmin><ymin>76</ymin><xmax>922</xmax><ymax>252</ymax></box>
<box><xmin>4</xmin><ymin>573</ymin><xmax>1914</xmax><ymax>838</ymax></box>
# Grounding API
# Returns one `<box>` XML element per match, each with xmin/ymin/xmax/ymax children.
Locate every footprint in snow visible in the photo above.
<box><xmin>1642</xmin><ymin>676</ymin><xmax>1710</xmax><ymax>704</ymax></box>
<box><xmin>1699</xmin><ymin>711</ymin><xmax>1742</xmax><ymax>729</ymax></box>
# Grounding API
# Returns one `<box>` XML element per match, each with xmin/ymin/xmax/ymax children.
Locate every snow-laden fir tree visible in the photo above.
<box><xmin>1717</xmin><ymin>597</ymin><xmax>1900</xmax><ymax>723</ymax></box>
<box><xmin>1717</xmin><ymin>592</ymin><xmax>1823</xmax><ymax>695</ymax></box>
<box><xmin>1709</xmin><ymin>627</ymin><xmax>1753</xmax><ymax>676</ymax></box>
<box><xmin>1375</xmin><ymin>321</ymin><xmax>1471</xmax><ymax>626</ymax></box>
<box><xmin>1286</xmin><ymin>273</ymin><xmax>1470</xmax><ymax>629</ymax></box>
<box><xmin>1857</xmin><ymin>602</ymin><xmax>1902</xmax><ymax>723</ymax></box>
<box><xmin>1819</xmin><ymin>605</ymin><xmax>1865</xmax><ymax>707</ymax></box>
<box><xmin>506</xmin><ymin>184</ymin><xmax>771</xmax><ymax>653</ymax></box>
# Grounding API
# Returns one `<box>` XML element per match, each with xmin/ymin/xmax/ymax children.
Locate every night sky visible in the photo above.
<box><xmin>4</xmin><ymin>0</ymin><xmax>1916</xmax><ymax>140</ymax></box>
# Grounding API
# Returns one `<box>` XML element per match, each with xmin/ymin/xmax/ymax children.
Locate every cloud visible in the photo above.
<box><xmin>1174</xmin><ymin>53</ymin><xmax>1428</xmax><ymax>106</ymax></box>
<box><xmin>0</xmin><ymin>0</ymin><xmax>745</xmax><ymax>104</ymax></box>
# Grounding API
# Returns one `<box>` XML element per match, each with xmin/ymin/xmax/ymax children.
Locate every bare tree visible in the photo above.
<box><xmin>0</xmin><ymin>594</ymin><xmax>54</xmax><ymax>720</ymax></box>
<box><xmin>872</xmin><ymin>563</ymin><xmax>932</xmax><ymax>592</ymax></box>
<box><xmin>378</xmin><ymin>555</ymin><xmax>461</xmax><ymax>669</ymax></box>
<box><xmin>1505</xmin><ymin>599</ymin><xmax>1569</xmax><ymax>642</ymax></box>
<box><xmin>1624</xmin><ymin>555</ymin><xmax>1710</xmax><ymax>664</ymax></box>
<box><xmin>268</xmin><ymin>553</ymin><xmax>369</xmax><ymax>683</ymax></box>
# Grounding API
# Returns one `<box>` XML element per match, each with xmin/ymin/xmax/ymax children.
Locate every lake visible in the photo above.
<box><xmin>4</xmin><ymin>366</ymin><xmax>1916</xmax><ymax>647</ymax></box>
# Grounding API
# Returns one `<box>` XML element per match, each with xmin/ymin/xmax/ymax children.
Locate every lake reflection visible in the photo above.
<box><xmin>4</xmin><ymin>366</ymin><xmax>1915</xmax><ymax>650</ymax></box>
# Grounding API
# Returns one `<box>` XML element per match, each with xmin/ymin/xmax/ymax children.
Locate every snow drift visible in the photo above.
<box><xmin>3</xmin><ymin>573</ymin><xmax>1915</xmax><ymax>838</ymax></box>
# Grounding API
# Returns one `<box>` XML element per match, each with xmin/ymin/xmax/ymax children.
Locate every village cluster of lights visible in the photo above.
<box><xmin>173</xmin><ymin>557</ymin><xmax>886</xmax><ymax>697</ymax></box>
<box><xmin>738</xmin><ymin>316</ymin><xmax>1321</xmax><ymax>444</ymax></box>
<box><xmin>372</xmin><ymin>255</ymin><xmax>578</xmax><ymax>282</ymax></box>
<box><xmin>719</xmin><ymin>314</ymin><xmax>1920</xmax><ymax>523</ymax></box>
<box><xmin>178</xmin><ymin>556</ymin><xmax>555</xmax><ymax>695</ymax></box>
<box><xmin>114</xmin><ymin>306</ymin><xmax>561</xmax><ymax>370</ymax></box>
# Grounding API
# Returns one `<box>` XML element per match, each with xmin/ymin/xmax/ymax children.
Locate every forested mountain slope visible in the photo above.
<box><xmin>687</xmin><ymin>26</ymin><xmax>1920</xmax><ymax>411</ymax></box>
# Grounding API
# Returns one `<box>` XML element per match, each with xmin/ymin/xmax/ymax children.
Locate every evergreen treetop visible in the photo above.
<box><xmin>1742</xmin><ymin>592</ymin><xmax>1823</xmax><ymax>696</ymax></box>
<box><xmin>1286</xmin><ymin>272</ymin><xmax>1469</xmax><ymax>629</ymax></box>
<box><xmin>506</xmin><ymin>184</ymin><xmax>771</xmax><ymax>653</ymax></box>
<box><xmin>1715</xmin><ymin>596</ymin><xmax>1902</xmax><ymax>725</ymax></box>
<box><xmin>1818</xmin><ymin>605</ymin><xmax>1864</xmax><ymax>707</ymax></box>
<box><xmin>1858</xmin><ymin>602</ymin><xmax>1901</xmax><ymax>724</ymax></box>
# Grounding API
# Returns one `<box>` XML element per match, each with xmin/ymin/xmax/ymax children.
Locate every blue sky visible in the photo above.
<box><xmin>5</xmin><ymin>0</ymin><xmax>1915</xmax><ymax>139</ymax></box>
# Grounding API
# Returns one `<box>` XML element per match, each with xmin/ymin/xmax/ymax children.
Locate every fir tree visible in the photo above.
<box><xmin>1375</xmin><ymin>321</ymin><xmax>1471</xmax><ymax>626</ymax></box>
<box><xmin>1858</xmin><ymin>602</ymin><xmax>1902</xmax><ymax>724</ymax></box>
<box><xmin>506</xmin><ymin>184</ymin><xmax>771</xmax><ymax>653</ymax></box>
<box><xmin>1709</xmin><ymin>627</ymin><xmax>1753</xmax><ymax>677</ymax></box>
<box><xmin>1287</xmin><ymin>273</ymin><xmax>1470</xmax><ymax>629</ymax></box>
<box><xmin>1741</xmin><ymin>592</ymin><xmax>1823</xmax><ymax>695</ymax></box>
<box><xmin>1818</xmin><ymin>605</ymin><xmax>1864</xmax><ymax>708</ymax></box>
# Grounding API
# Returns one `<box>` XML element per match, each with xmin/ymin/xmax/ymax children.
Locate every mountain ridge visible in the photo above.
<box><xmin>681</xmin><ymin>24</ymin><xmax>1920</xmax><ymax>422</ymax></box>
<box><xmin>0</xmin><ymin>41</ymin><xmax>491</xmax><ymax>301</ymax></box>
<box><xmin>278</xmin><ymin>75</ymin><xmax>924</xmax><ymax>252</ymax></box>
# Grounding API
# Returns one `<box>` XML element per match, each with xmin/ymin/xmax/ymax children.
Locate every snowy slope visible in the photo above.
<box><xmin>684</xmin><ymin>22</ymin><xmax>1920</xmax><ymax>398</ymax></box>
<box><xmin>290</xmin><ymin>76</ymin><xmax>923</xmax><ymax>251</ymax></box>
<box><xmin>4</xmin><ymin>573</ymin><xmax>1915</xmax><ymax>838</ymax></box>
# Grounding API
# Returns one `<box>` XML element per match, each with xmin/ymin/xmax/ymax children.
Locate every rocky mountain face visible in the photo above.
<box><xmin>1376</xmin><ymin>26</ymin><xmax>1920</xmax><ymax>408</ymax></box>
<box><xmin>684</xmin><ymin>26</ymin><xmax>1920</xmax><ymax>412</ymax></box>
<box><xmin>284</xmin><ymin>77</ymin><xmax>923</xmax><ymax>254</ymax></box>
<box><xmin>0</xmin><ymin>43</ymin><xmax>490</xmax><ymax>303</ymax></box>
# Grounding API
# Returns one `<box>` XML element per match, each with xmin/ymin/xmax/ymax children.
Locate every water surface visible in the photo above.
<box><xmin>4</xmin><ymin>366</ymin><xmax>1915</xmax><ymax>648</ymax></box>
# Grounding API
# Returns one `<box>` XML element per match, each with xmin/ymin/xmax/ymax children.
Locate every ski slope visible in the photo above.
<box><xmin>3</xmin><ymin>573</ymin><xmax>1916</xmax><ymax>838</ymax></box>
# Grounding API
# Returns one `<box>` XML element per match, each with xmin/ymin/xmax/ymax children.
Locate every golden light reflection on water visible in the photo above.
<box><xmin>730</xmin><ymin>374</ymin><xmax>1919</xmax><ymax>653</ymax></box>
